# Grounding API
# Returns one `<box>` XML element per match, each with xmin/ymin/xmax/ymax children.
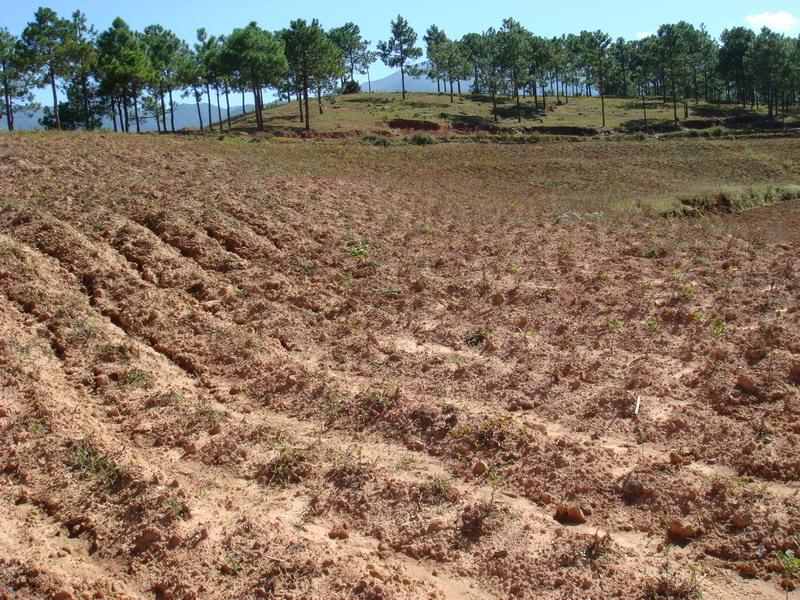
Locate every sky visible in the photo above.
<box><xmin>6</xmin><ymin>1</ymin><xmax>800</xmax><ymax>106</ymax></box>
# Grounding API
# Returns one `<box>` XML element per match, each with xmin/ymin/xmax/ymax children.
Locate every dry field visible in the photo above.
<box><xmin>1</xmin><ymin>132</ymin><xmax>800</xmax><ymax>599</ymax></box>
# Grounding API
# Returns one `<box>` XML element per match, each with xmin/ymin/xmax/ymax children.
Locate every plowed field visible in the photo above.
<box><xmin>1</xmin><ymin>133</ymin><xmax>799</xmax><ymax>599</ymax></box>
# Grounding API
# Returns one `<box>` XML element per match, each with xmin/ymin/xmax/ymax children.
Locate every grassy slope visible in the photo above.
<box><xmin>228</xmin><ymin>92</ymin><xmax>792</xmax><ymax>134</ymax></box>
<box><xmin>215</xmin><ymin>134</ymin><xmax>800</xmax><ymax>217</ymax></box>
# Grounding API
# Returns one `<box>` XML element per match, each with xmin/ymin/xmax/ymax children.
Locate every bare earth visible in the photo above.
<box><xmin>1</xmin><ymin>133</ymin><xmax>799</xmax><ymax>599</ymax></box>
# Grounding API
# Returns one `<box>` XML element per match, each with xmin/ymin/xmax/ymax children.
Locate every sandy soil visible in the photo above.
<box><xmin>0</xmin><ymin>133</ymin><xmax>798</xmax><ymax>599</ymax></box>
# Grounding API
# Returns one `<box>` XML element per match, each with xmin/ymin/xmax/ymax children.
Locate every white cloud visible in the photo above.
<box><xmin>744</xmin><ymin>10</ymin><xmax>800</xmax><ymax>32</ymax></box>
<box><xmin>635</xmin><ymin>31</ymin><xmax>652</xmax><ymax>40</ymax></box>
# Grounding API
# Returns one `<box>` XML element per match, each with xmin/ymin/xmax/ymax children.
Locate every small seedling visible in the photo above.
<box><xmin>608</xmin><ymin>318</ymin><xmax>622</xmax><ymax>331</ymax></box>
<box><xmin>371</xmin><ymin>391</ymin><xmax>391</xmax><ymax>412</ymax></box>
<box><xmin>776</xmin><ymin>550</ymin><xmax>800</xmax><ymax>598</ymax></box>
<box><xmin>69</xmin><ymin>441</ymin><xmax>119</xmax><ymax>488</ymax></box>
<box><xmin>68</xmin><ymin>321</ymin><xmax>95</xmax><ymax>342</ymax></box>
<box><xmin>645</xmin><ymin>315</ymin><xmax>661</xmax><ymax>328</ymax></box>
<box><xmin>381</xmin><ymin>285</ymin><xmax>401</xmax><ymax>297</ymax></box>
<box><xmin>319</xmin><ymin>394</ymin><xmax>341</xmax><ymax>427</ymax></box>
<box><xmin>167</xmin><ymin>496</ymin><xmax>189</xmax><ymax>519</ymax></box>
<box><xmin>224</xmin><ymin>554</ymin><xmax>242</xmax><ymax>575</ymax></box>
<box><xmin>465</xmin><ymin>329</ymin><xmax>489</xmax><ymax>347</ymax></box>
<box><xmin>26</xmin><ymin>422</ymin><xmax>48</xmax><ymax>434</ymax></box>
<box><xmin>263</xmin><ymin>446</ymin><xmax>309</xmax><ymax>486</ymax></box>
<box><xmin>349</xmin><ymin>241</ymin><xmax>369</xmax><ymax>258</ymax></box>
<box><xmin>710</xmin><ymin>320</ymin><xmax>726</xmax><ymax>338</ymax></box>
<box><xmin>121</xmin><ymin>368</ymin><xmax>151</xmax><ymax>388</ymax></box>
<box><xmin>418</xmin><ymin>476</ymin><xmax>457</xmax><ymax>504</ymax></box>
<box><xmin>298</xmin><ymin>260</ymin><xmax>316</xmax><ymax>276</ymax></box>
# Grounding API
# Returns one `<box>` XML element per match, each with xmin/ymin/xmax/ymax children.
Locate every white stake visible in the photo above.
<box><xmin>634</xmin><ymin>396</ymin><xmax>641</xmax><ymax>416</ymax></box>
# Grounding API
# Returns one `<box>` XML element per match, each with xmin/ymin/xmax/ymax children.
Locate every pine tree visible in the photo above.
<box><xmin>377</xmin><ymin>15</ymin><xmax>422</xmax><ymax>100</ymax></box>
<box><xmin>0</xmin><ymin>28</ymin><xmax>36</xmax><ymax>131</ymax></box>
<box><xmin>19</xmin><ymin>8</ymin><xmax>76</xmax><ymax>130</ymax></box>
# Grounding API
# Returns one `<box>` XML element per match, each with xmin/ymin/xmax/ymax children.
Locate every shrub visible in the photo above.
<box><xmin>342</xmin><ymin>80</ymin><xmax>361</xmax><ymax>94</ymax></box>
<box><xmin>408</xmin><ymin>134</ymin><xmax>434</xmax><ymax>146</ymax></box>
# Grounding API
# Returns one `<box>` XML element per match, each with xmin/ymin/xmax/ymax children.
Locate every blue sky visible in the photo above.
<box><xmin>7</xmin><ymin>1</ymin><xmax>800</xmax><ymax>105</ymax></box>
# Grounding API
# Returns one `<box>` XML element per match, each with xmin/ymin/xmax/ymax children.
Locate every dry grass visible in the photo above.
<box><xmin>227</xmin><ymin>92</ymin><xmax>796</xmax><ymax>133</ymax></box>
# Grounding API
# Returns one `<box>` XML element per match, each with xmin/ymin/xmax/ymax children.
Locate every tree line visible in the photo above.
<box><xmin>1</xmin><ymin>8</ymin><xmax>799</xmax><ymax>132</ymax></box>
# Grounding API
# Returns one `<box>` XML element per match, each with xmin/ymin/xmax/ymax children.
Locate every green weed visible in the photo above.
<box><xmin>465</xmin><ymin>329</ymin><xmax>489</xmax><ymax>347</ymax></box>
<box><xmin>69</xmin><ymin>441</ymin><xmax>119</xmax><ymax>488</ymax></box>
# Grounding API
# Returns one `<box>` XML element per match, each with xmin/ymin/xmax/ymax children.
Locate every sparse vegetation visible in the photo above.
<box><xmin>465</xmin><ymin>328</ymin><xmax>489</xmax><ymax>347</ymax></box>
<box><xmin>348</xmin><ymin>240</ymin><xmax>369</xmax><ymax>258</ymax></box>
<box><xmin>260</xmin><ymin>446</ymin><xmax>311</xmax><ymax>486</ymax></box>
<box><xmin>68</xmin><ymin>441</ymin><xmax>120</xmax><ymax>488</ymax></box>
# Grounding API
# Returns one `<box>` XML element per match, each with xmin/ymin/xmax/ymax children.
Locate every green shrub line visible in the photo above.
<box><xmin>648</xmin><ymin>184</ymin><xmax>800</xmax><ymax>218</ymax></box>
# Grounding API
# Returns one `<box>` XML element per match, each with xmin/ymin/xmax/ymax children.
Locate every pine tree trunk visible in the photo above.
<box><xmin>216</xmin><ymin>85</ymin><xmax>222</xmax><ymax>129</ymax></box>
<box><xmin>599</xmin><ymin>68</ymin><xmax>606</xmax><ymax>128</ymax></box>
<box><xmin>122</xmin><ymin>92</ymin><xmax>130</xmax><ymax>132</ymax></box>
<box><xmin>50</xmin><ymin>65</ymin><xmax>61</xmax><ymax>130</ymax></box>
<box><xmin>168</xmin><ymin>87</ymin><xmax>175</xmax><ymax>132</ymax></box>
<box><xmin>81</xmin><ymin>76</ymin><xmax>91</xmax><ymax>129</ymax></box>
<box><xmin>194</xmin><ymin>87</ymin><xmax>204</xmax><ymax>131</ymax></box>
<box><xmin>133</xmin><ymin>89</ymin><xmax>141</xmax><ymax>133</ymax></box>
<box><xmin>642</xmin><ymin>94</ymin><xmax>647</xmax><ymax>129</ymax></box>
<box><xmin>224</xmin><ymin>81</ymin><xmax>231</xmax><ymax>127</ymax></box>
<box><xmin>297</xmin><ymin>86</ymin><xmax>303</xmax><ymax>122</ymax></box>
<box><xmin>671</xmin><ymin>67</ymin><xmax>678</xmax><ymax>123</ymax></box>
<box><xmin>317</xmin><ymin>86</ymin><xmax>323</xmax><ymax>115</ymax></box>
<box><xmin>303</xmin><ymin>77</ymin><xmax>311</xmax><ymax>132</ymax></box>
<box><xmin>117</xmin><ymin>97</ymin><xmax>125</xmax><ymax>132</ymax></box>
<box><xmin>401</xmin><ymin>66</ymin><xmax>406</xmax><ymax>100</ymax></box>
<box><xmin>206</xmin><ymin>83</ymin><xmax>214</xmax><ymax>131</ymax></box>
<box><xmin>160</xmin><ymin>88</ymin><xmax>167</xmax><ymax>133</ymax></box>
<box><xmin>2</xmin><ymin>75</ymin><xmax>13</xmax><ymax>131</ymax></box>
<box><xmin>111</xmin><ymin>97</ymin><xmax>118</xmax><ymax>132</ymax></box>
<box><xmin>251</xmin><ymin>84</ymin><xmax>260</xmax><ymax>129</ymax></box>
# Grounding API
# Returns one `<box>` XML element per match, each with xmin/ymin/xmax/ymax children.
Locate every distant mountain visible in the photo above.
<box><xmin>8</xmin><ymin>102</ymin><xmax>256</xmax><ymax>132</ymax></box>
<box><xmin>361</xmin><ymin>67</ymin><xmax>472</xmax><ymax>94</ymax></box>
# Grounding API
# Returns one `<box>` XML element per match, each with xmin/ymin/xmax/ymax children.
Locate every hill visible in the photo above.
<box><xmin>360</xmin><ymin>68</ymin><xmax>472</xmax><ymax>94</ymax></box>
<box><xmin>228</xmin><ymin>91</ymin><xmax>796</xmax><ymax>136</ymax></box>
<box><xmin>8</xmin><ymin>102</ymin><xmax>256</xmax><ymax>132</ymax></box>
